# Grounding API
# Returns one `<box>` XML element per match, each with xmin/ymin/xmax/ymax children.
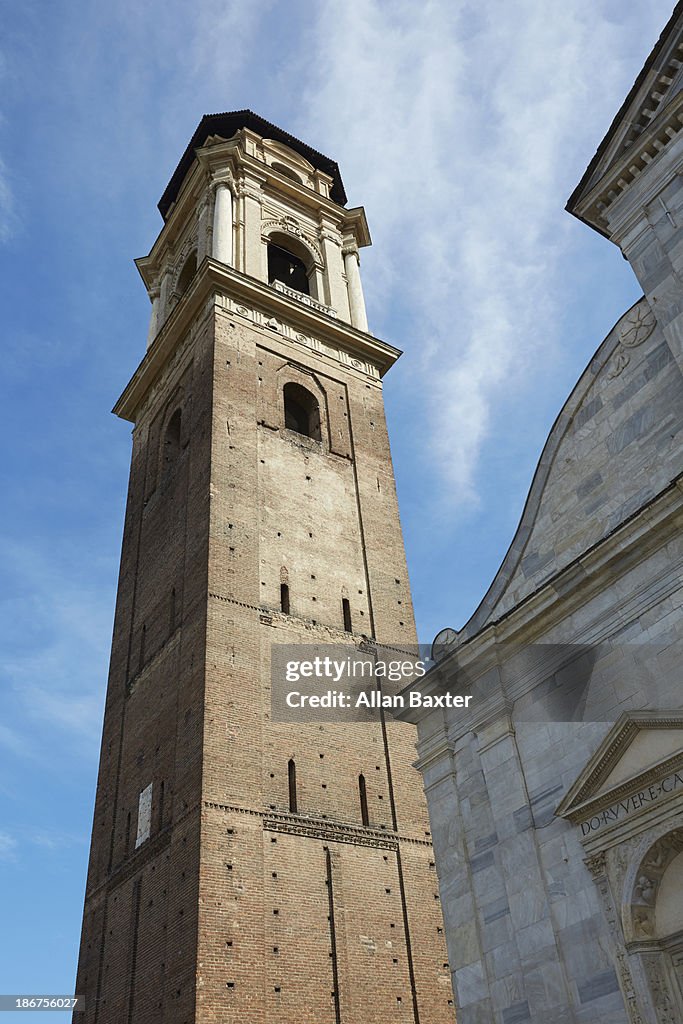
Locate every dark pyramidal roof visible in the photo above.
<box><xmin>159</xmin><ymin>110</ymin><xmax>347</xmax><ymax>218</ymax></box>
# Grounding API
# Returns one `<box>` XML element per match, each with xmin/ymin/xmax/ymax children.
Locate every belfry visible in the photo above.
<box><xmin>73</xmin><ymin>111</ymin><xmax>453</xmax><ymax>1023</ymax></box>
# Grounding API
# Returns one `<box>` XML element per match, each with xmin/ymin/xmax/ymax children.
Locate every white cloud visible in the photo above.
<box><xmin>300</xmin><ymin>0</ymin><xmax>673</xmax><ymax>503</ymax></box>
<box><xmin>0</xmin><ymin>830</ymin><xmax>18</xmax><ymax>860</ymax></box>
<box><xmin>21</xmin><ymin>684</ymin><xmax>103</xmax><ymax>737</ymax></box>
<box><xmin>28</xmin><ymin>828</ymin><xmax>88</xmax><ymax>851</ymax></box>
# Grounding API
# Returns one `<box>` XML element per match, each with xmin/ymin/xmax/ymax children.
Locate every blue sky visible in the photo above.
<box><xmin>0</xmin><ymin>0</ymin><xmax>675</xmax><ymax>1015</ymax></box>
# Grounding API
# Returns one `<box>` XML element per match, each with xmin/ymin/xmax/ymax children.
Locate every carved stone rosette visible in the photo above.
<box><xmin>608</xmin><ymin>302</ymin><xmax>657</xmax><ymax>378</ymax></box>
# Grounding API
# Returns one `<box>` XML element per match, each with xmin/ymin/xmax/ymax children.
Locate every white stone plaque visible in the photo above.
<box><xmin>135</xmin><ymin>782</ymin><xmax>153</xmax><ymax>848</ymax></box>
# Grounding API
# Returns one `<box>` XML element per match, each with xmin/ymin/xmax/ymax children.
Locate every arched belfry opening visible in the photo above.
<box><xmin>177</xmin><ymin>250</ymin><xmax>197</xmax><ymax>297</ymax></box>
<box><xmin>283</xmin><ymin>382</ymin><xmax>321</xmax><ymax>442</ymax></box>
<box><xmin>267</xmin><ymin>238</ymin><xmax>311</xmax><ymax>296</ymax></box>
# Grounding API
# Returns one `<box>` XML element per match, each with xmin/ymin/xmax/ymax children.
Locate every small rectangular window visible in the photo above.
<box><xmin>359</xmin><ymin>774</ymin><xmax>369</xmax><ymax>826</ymax></box>
<box><xmin>342</xmin><ymin>598</ymin><xmax>352</xmax><ymax>633</ymax></box>
<box><xmin>288</xmin><ymin>759</ymin><xmax>297</xmax><ymax>814</ymax></box>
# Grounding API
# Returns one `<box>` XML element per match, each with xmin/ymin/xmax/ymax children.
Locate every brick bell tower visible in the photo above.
<box><xmin>74</xmin><ymin>111</ymin><xmax>453</xmax><ymax>1024</ymax></box>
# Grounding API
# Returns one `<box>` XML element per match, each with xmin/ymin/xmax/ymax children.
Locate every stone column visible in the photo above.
<box><xmin>242</xmin><ymin>184</ymin><xmax>264</xmax><ymax>279</ymax></box>
<box><xmin>212</xmin><ymin>182</ymin><xmax>233</xmax><ymax>266</ymax></box>
<box><xmin>146</xmin><ymin>288</ymin><xmax>160</xmax><ymax>350</ymax></box>
<box><xmin>320</xmin><ymin>229</ymin><xmax>349</xmax><ymax>319</ymax></box>
<box><xmin>344</xmin><ymin>247</ymin><xmax>369</xmax><ymax>332</ymax></box>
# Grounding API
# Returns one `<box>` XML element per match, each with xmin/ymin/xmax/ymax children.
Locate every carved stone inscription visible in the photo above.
<box><xmin>581</xmin><ymin>771</ymin><xmax>683</xmax><ymax>835</ymax></box>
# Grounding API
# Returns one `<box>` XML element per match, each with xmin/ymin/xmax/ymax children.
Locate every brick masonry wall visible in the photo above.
<box><xmin>74</xmin><ymin>294</ymin><xmax>454</xmax><ymax>1023</ymax></box>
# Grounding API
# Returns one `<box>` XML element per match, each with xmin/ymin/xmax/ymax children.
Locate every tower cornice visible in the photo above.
<box><xmin>115</xmin><ymin>257</ymin><xmax>401</xmax><ymax>422</ymax></box>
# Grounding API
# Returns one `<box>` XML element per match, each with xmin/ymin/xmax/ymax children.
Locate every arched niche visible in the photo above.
<box><xmin>621</xmin><ymin>825</ymin><xmax>683</xmax><ymax>1022</ymax></box>
<box><xmin>275</xmin><ymin>365</ymin><xmax>329</xmax><ymax>449</ymax></box>
<box><xmin>657</xmin><ymin>851</ymin><xmax>683</xmax><ymax>938</ymax></box>
<box><xmin>176</xmin><ymin>250</ymin><xmax>197</xmax><ymax>298</ymax></box>
<box><xmin>283</xmin><ymin>382</ymin><xmax>321</xmax><ymax>442</ymax></box>
<box><xmin>624</xmin><ymin>827</ymin><xmax>683</xmax><ymax>942</ymax></box>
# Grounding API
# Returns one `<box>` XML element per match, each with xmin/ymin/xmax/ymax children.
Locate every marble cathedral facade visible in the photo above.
<box><xmin>400</xmin><ymin>6</ymin><xmax>683</xmax><ymax>1024</ymax></box>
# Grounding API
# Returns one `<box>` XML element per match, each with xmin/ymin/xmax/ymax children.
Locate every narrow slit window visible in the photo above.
<box><xmin>280</xmin><ymin>583</ymin><xmax>290</xmax><ymax>615</ymax></box>
<box><xmin>359</xmin><ymin>774</ymin><xmax>369</xmax><ymax>826</ymax></box>
<box><xmin>288</xmin><ymin>759</ymin><xmax>298</xmax><ymax>814</ymax></box>
<box><xmin>342</xmin><ymin>598</ymin><xmax>352</xmax><ymax>633</ymax></box>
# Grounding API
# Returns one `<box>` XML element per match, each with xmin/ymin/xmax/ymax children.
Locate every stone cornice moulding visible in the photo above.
<box><xmin>573</xmin><ymin>90</ymin><xmax>683</xmax><ymax>236</ymax></box>
<box><xmin>342</xmin><ymin>207</ymin><xmax>371</xmax><ymax>250</ymax></box>
<box><xmin>413</xmin><ymin>731</ymin><xmax>454</xmax><ymax>778</ymax></box>
<box><xmin>475</xmin><ymin>711</ymin><xmax>516</xmax><ymax>755</ymax></box>
<box><xmin>114</xmin><ymin>257</ymin><xmax>400</xmax><ymax>422</ymax></box>
<box><xmin>606</xmin><ymin>145</ymin><xmax>683</xmax><ymax>248</ymax></box>
<box><xmin>204</xmin><ymin>801</ymin><xmax>433</xmax><ymax>849</ymax></box>
<box><xmin>480</xmin><ymin>555</ymin><xmax>683</xmax><ymax>738</ymax></box>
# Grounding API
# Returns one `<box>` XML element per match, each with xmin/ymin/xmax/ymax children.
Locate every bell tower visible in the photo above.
<box><xmin>74</xmin><ymin>111</ymin><xmax>453</xmax><ymax>1024</ymax></box>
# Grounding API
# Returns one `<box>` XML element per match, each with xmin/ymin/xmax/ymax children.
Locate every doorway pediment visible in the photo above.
<box><xmin>556</xmin><ymin>711</ymin><xmax>683</xmax><ymax>825</ymax></box>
